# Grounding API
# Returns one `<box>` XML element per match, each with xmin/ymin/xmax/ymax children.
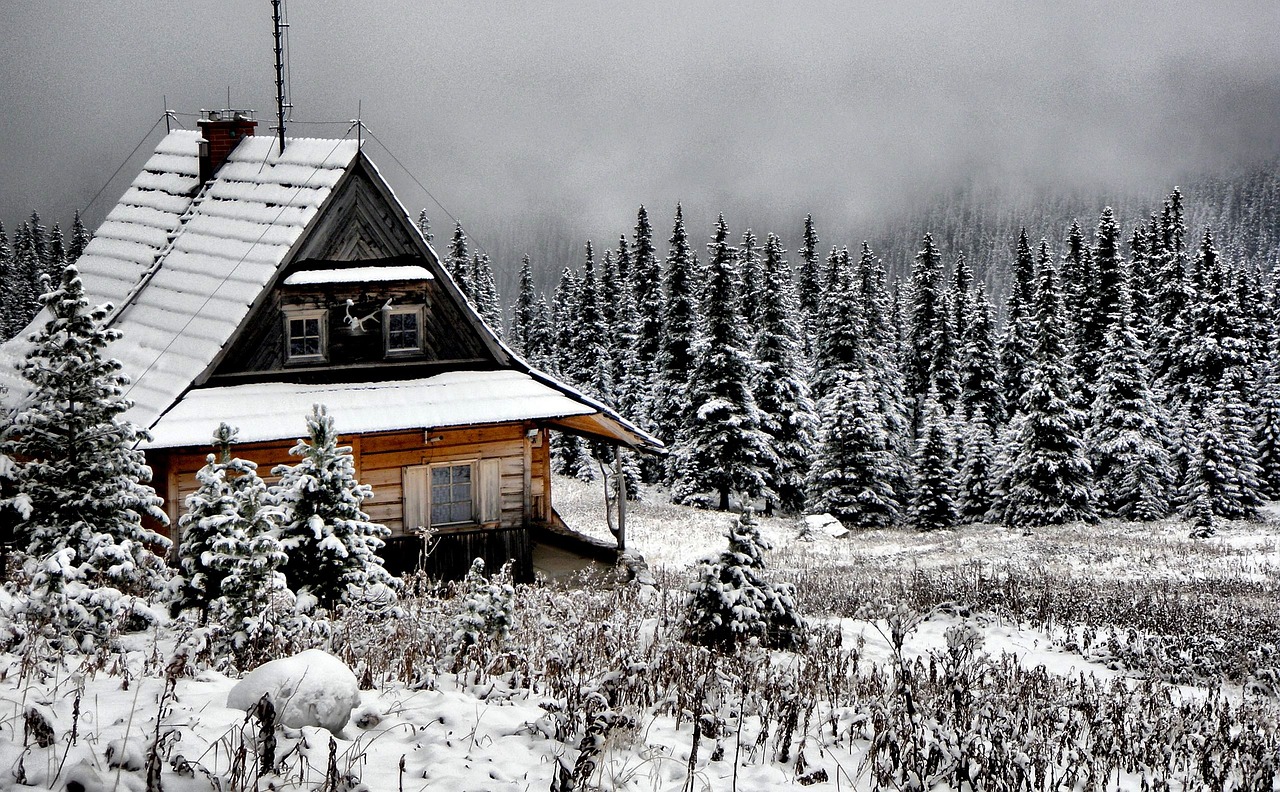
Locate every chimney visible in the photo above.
<box><xmin>197</xmin><ymin>109</ymin><xmax>257</xmax><ymax>183</ymax></box>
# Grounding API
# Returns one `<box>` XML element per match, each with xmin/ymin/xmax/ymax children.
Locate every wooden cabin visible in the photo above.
<box><xmin>0</xmin><ymin>111</ymin><xmax>660</xmax><ymax>582</ymax></box>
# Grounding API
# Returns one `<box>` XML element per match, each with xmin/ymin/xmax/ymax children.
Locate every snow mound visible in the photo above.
<box><xmin>226</xmin><ymin>649</ymin><xmax>359</xmax><ymax>733</ymax></box>
<box><xmin>803</xmin><ymin>513</ymin><xmax>849</xmax><ymax>539</ymax></box>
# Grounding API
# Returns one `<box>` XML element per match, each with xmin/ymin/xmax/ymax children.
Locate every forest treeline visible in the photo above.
<box><xmin>443</xmin><ymin>179</ymin><xmax>1280</xmax><ymax>533</ymax></box>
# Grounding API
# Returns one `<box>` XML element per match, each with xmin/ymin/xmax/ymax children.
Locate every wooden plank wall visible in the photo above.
<box><xmin>149</xmin><ymin>422</ymin><xmax>552</xmax><ymax>539</ymax></box>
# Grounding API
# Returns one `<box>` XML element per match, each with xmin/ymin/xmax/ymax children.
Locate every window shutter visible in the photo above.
<box><xmin>402</xmin><ymin>466</ymin><xmax>428</xmax><ymax>532</ymax></box>
<box><xmin>479</xmin><ymin>458</ymin><xmax>501</xmax><ymax>524</ymax></box>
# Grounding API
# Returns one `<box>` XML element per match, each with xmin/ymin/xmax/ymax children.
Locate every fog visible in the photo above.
<box><xmin>2</xmin><ymin>0</ymin><xmax>1278</xmax><ymax>282</ymax></box>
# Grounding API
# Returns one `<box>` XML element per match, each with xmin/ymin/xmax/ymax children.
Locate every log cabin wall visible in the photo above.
<box><xmin>147</xmin><ymin>422</ymin><xmax>552</xmax><ymax>578</ymax></box>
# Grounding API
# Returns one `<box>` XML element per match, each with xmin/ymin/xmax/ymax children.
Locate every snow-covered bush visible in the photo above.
<box><xmin>272</xmin><ymin>404</ymin><xmax>395</xmax><ymax>611</ymax></box>
<box><xmin>683</xmin><ymin>510</ymin><xmax>805</xmax><ymax>652</ymax></box>
<box><xmin>448</xmin><ymin>557</ymin><xmax>514</xmax><ymax>663</ymax></box>
<box><xmin>0</xmin><ymin>264</ymin><xmax>169</xmax><ymax>648</ymax></box>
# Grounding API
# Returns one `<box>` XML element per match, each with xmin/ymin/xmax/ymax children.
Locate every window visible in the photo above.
<box><xmin>384</xmin><ymin>306</ymin><xmax>423</xmax><ymax>354</ymax></box>
<box><xmin>284</xmin><ymin>308</ymin><xmax>326</xmax><ymax>362</ymax></box>
<box><xmin>403</xmin><ymin>458</ymin><xmax>502</xmax><ymax>532</ymax></box>
<box><xmin>430</xmin><ymin>463</ymin><xmax>473</xmax><ymax>525</ymax></box>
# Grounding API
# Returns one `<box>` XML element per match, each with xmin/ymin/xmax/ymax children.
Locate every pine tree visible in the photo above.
<box><xmin>416</xmin><ymin>209</ymin><xmax>434</xmax><ymax>243</ymax></box>
<box><xmin>0</xmin><ymin>223</ymin><xmax>14</xmax><ymax>338</ymax></box>
<box><xmin>812</xmin><ymin>247</ymin><xmax>862</xmax><ymax>403</ymax></box>
<box><xmin>738</xmin><ymin>228</ymin><xmax>763</xmax><ymax>333</ymax></box>
<box><xmin>1087</xmin><ymin>274</ymin><xmax>1173</xmax><ymax>521</ymax></box>
<box><xmin>653</xmin><ymin>205</ymin><xmax>699</xmax><ymax>451</ymax></box>
<box><xmin>958</xmin><ymin>283</ymin><xmax>1003</xmax><ymax>421</ymax></box>
<box><xmin>796</xmin><ymin>214</ymin><xmax>823</xmax><ymax>358</ymax></box>
<box><xmin>809</xmin><ymin>370</ymin><xmax>901</xmax><ymax>527</ymax></box>
<box><xmin>999</xmin><ymin>229</ymin><xmax>1037</xmax><ymax>420</ymax></box>
<box><xmin>67</xmin><ymin>211</ymin><xmax>92</xmax><ymax>265</ymax></box>
<box><xmin>468</xmin><ymin>252</ymin><xmax>502</xmax><ymax>333</ymax></box>
<box><xmin>1077</xmin><ymin>207</ymin><xmax>1124</xmax><ymax>399</ymax></box>
<box><xmin>951</xmin><ymin>252</ymin><xmax>973</xmax><ymax>344</ymax></box>
<box><xmin>751</xmin><ymin>233</ymin><xmax>818</xmax><ymax>514</ymax></box>
<box><xmin>630</xmin><ymin>206</ymin><xmax>664</xmax><ymax>417</ymax></box>
<box><xmin>447</xmin><ymin>224</ymin><xmax>472</xmax><ymax>298</ymax></box>
<box><xmin>857</xmin><ymin>242</ymin><xmax>912</xmax><ymax>513</ymax></box>
<box><xmin>1</xmin><ymin>264</ymin><xmax>169</xmax><ymax>641</ymax></box>
<box><xmin>957</xmin><ymin>408</ymin><xmax>997</xmax><ymax>523</ymax></box>
<box><xmin>906</xmin><ymin>232</ymin><xmax>946</xmax><ymax>407</ymax></box>
<box><xmin>1002</xmin><ymin>243</ymin><xmax>1097</xmax><ymax>529</ymax></box>
<box><xmin>526</xmin><ymin>294</ymin><xmax>554</xmax><ymax>370</ymax></box>
<box><xmin>674</xmin><ymin>216</ymin><xmax>773</xmax><ymax>510</ymax></box>
<box><xmin>508</xmin><ymin>255</ymin><xmax>537</xmax><ymax>357</ymax></box>
<box><xmin>11</xmin><ymin>222</ymin><xmax>42</xmax><ymax>329</ymax></box>
<box><xmin>1255</xmin><ymin>342</ymin><xmax>1280</xmax><ymax>498</ymax></box>
<box><xmin>573</xmin><ymin>241</ymin><xmax>614</xmax><ymax>404</ymax></box>
<box><xmin>1166</xmin><ymin>229</ymin><xmax>1250</xmax><ymax>408</ymax></box>
<box><xmin>272</xmin><ymin>405</ymin><xmax>394</xmax><ymax>610</ymax></box>
<box><xmin>1180</xmin><ymin>395</ymin><xmax>1262</xmax><ymax>523</ymax></box>
<box><xmin>1061</xmin><ymin>219</ymin><xmax>1093</xmax><ymax>363</ymax></box>
<box><xmin>549</xmin><ymin>266</ymin><xmax>594</xmax><ymax>480</ymax></box>
<box><xmin>684</xmin><ymin>510</ymin><xmax>804</xmax><ymax>651</ymax></box>
<box><xmin>177</xmin><ymin>423</ymin><xmax>241</xmax><ymax>621</ymax></box>
<box><xmin>910</xmin><ymin>396</ymin><xmax>958</xmax><ymax>531</ymax></box>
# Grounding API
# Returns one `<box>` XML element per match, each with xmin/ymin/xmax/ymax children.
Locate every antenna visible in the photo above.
<box><xmin>271</xmin><ymin>0</ymin><xmax>289</xmax><ymax>154</ymax></box>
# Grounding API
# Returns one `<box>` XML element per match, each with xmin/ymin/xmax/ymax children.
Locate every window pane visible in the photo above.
<box><xmin>451</xmin><ymin>501</ymin><xmax>472</xmax><ymax>523</ymax></box>
<box><xmin>453</xmin><ymin>464</ymin><xmax>470</xmax><ymax>483</ymax></box>
<box><xmin>430</xmin><ymin>503</ymin><xmax>451</xmax><ymax>524</ymax></box>
<box><xmin>431</xmin><ymin>467</ymin><xmax>450</xmax><ymax>486</ymax></box>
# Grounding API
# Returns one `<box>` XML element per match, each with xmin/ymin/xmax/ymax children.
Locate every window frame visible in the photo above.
<box><xmin>283</xmin><ymin>307</ymin><xmax>328</xmax><ymax>363</ymax></box>
<box><xmin>383</xmin><ymin>304</ymin><xmax>425</xmax><ymax>356</ymax></box>
<box><xmin>426</xmin><ymin>460</ymin><xmax>476</xmax><ymax>528</ymax></box>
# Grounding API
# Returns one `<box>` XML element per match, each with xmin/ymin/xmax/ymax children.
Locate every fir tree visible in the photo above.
<box><xmin>573</xmin><ymin>241</ymin><xmax>614</xmax><ymax>404</ymax></box>
<box><xmin>958</xmin><ymin>283</ymin><xmax>1003</xmax><ymax>421</ymax></box>
<box><xmin>812</xmin><ymin>247</ymin><xmax>862</xmax><ymax>403</ymax></box>
<box><xmin>416</xmin><ymin>209</ymin><xmax>434</xmax><ymax>243</ymax></box>
<box><xmin>630</xmin><ymin>206</ymin><xmax>664</xmax><ymax>415</ymax></box>
<box><xmin>951</xmin><ymin>252</ymin><xmax>973</xmax><ymax>344</ymax></box>
<box><xmin>1</xmin><ymin>264</ymin><xmax>169</xmax><ymax>640</ymax></box>
<box><xmin>508</xmin><ymin>255</ymin><xmax>538</xmax><ymax>357</ymax></box>
<box><xmin>738</xmin><ymin>228</ymin><xmax>763</xmax><ymax>333</ymax></box>
<box><xmin>1180</xmin><ymin>395</ymin><xmax>1262</xmax><ymax>523</ymax></box>
<box><xmin>1077</xmin><ymin>207</ymin><xmax>1124</xmax><ymax>399</ymax></box>
<box><xmin>0</xmin><ymin>223</ymin><xmax>14</xmax><ymax>338</ymax></box>
<box><xmin>469</xmin><ymin>252</ymin><xmax>502</xmax><ymax>333</ymax></box>
<box><xmin>176</xmin><ymin>423</ymin><xmax>241</xmax><ymax>621</ymax></box>
<box><xmin>67</xmin><ymin>211</ymin><xmax>92</xmax><ymax>265</ymax></box>
<box><xmin>549</xmin><ymin>266</ymin><xmax>593</xmax><ymax>480</ymax></box>
<box><xmin>857</xmin><ymin>242</ymin><xmax>912</xmax><ymax>513</ymax></box>
<box><xmin>1060</xmin><ymin>219</ymin><xmax>1093</xmax><ymax>361</ymax></box>
<box><xmin>653</xmin><ymin>205</ymin><xmax>699</xmax><ymax>451</ymax></box>
<box><xmin>998</xmin><ymin>229</ymin><xmax>1037</xmax><ymax>420</ymax></box>
<box><xmin>957</xmin><ymin>408</ymin><xmax>998</xmax><ymax>523</ymax></box>
<box><xmin>751</xmin><ymin>233</ymin><xmax>818</xmax><ymax>514</ymax></box>
<box><xmin>906</xmin><ymin>232</ymin><xmax>946</xmax><ymax>407</ymax></box>
<box><xmin>684</xmin><ymin>510</ymin><xmax>804</xmax><ymax>651</ymax></box>
<box><xmin>272</xmin><ymin>405</ymin><xmax>394</xmax><ymax>610</ymax></box>
<box><xmin>1255</xmin><ymin>343</ymin><xmax>1280</xmax><ymax>498</ymax></box>
<box><xmin>1002</xmin><ymin>243</ymin><xmax>1097</xmax><ymax>529</ymax></box>
<box><xmin>796</xmin><ymin>214</ymin><xmax>822</xmax><ymax>358</ymax></box>
<box><xmin>910</xmin><ymin>396</ymin><xmax>958</xmax><ymax>532</ymax></box>
<box><xmin>674</xmin><ymin>216</ymin><xmax>773</xmax><ymax>510</ymax></box>
<box><xmin>11</xmin><ymin>223</ymin><xmax>42</xmax><ymax>329</ymax></box>
<box><xmin>447</xmin><ymin>223</ymin><xmax>472</xmax><ymax>298</ymax></box>
<box><xmin>1087</xmin><ymin>274</ymin><xmax>1173</xmax><ymax>521</ymax></box>
<box><xmin>809</xmin><ymin>370</ymin><xmax>901</xmax><ymax>527</ymax></box>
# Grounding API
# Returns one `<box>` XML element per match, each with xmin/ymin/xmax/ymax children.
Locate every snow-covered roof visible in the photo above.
<box><xmin>283</xmin><ymin>265</ymin><xmax>433</xmax><ymax>286</ymax></box>
<box><xmin>146</xmin><ymin>369</ymin><xmax>600</xmax><ymax>448</ymax></box>
<box><xmin>0</xmin><ymin>131</ymin><xmax>360</xmax><ymax>426</ymax></box>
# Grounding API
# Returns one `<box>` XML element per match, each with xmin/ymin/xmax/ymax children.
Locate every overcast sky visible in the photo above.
<box><xmin>2</xmin><ymin>1</ymin><xmax>1278</xmax><ymax>259</ymax></box>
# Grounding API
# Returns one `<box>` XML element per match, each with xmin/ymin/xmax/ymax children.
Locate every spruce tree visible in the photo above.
<box><xmin>674</xmin><ymin>216</ymin><xmax>773</xmax><ymax>510</ymax></box>
<box><xmin>653</xmin><ymin>205</ymin><xmax>699</xmax><ymax>452</ymax></box>
<box><xmin>67</xmin><ymin>211</ymin><xmax>92</xmax><ymax>265</ymax></box>
<box><xmin>812</xmin><ymin>247</ymin><xmax>862</xmax><ymax>403</ymax></box>
<box><xmin>0</xmin><ymin>223</ymin><xmax>14</xmax><ymax>338</ymax></box>
<box><xmin>573</xmin><ymin>241</ymin><xmax>614</xmax><ymax>405</ymax></box>
<box><xmin>1002</xmin><ymin>243</ymin><xmax>1097</xmax><ymax>529</ymax></box>
<box><xmin>447</xmin><ymin>223</ymin><xmax>472</xmax><ymax>298</ymax></box>
<box><xmin>738</xmin><ymin>228</ymin><xmax>763</xmax><ymax>333</ymax></box>
<box><xmin>951</xmin><ymin>253</ymin><xmax>973</xmax><ymax>344</ymax></box>
<box><xmin>809</xmin><ymin>370</ymin><xmax>900</xmax><ymax>528</ymax></box>
<box><xmin>177</xmin><ymin>424</ymin><xmax>241</xmax><ymax>621</ymax></box>
<box><xmin>508</xmin><ymin>255</ymin><xmax>537</xmax><ymax>357</ymax></box>
<box><xmin>998</xmin><ymin>229</ymin><xmax>1037</xmax><ymax>420</ymax></box>
<box><xmin>11</xmin><ymin>223</ymin><xmax>42</xmax><ymax>329</ymax></box>
<box><xmin>1180</xmin><ymin>395</ymin><xmax>1262</xmax><ymax>523</ymax></box>
<box><xmin>272</xmin><ymin>405</ymin><xmax>394</xmax><ymax>610</ymax></box>
<box><xmin>796</xmin><ymin>214</ymin><xmax>822</xmax><ymax>358</ymax></box>
<box><xmin>416</xmin><ymin>209</ymin><xmax>434</xmax><ymax>243</ymax></box>
<box><xmin>1</xmin><ymin>264</ymin><xmax>169</xmax><ymax>639</ymax></box>
<box><xmin>906</xmin><ymin>232</ymin><xmax>946</xmax><ymax>407</ymax></box>
<box><xmin>910</xmin><ymin>396</ymin><xmax>959</xmax><ymax>531</ymax></box>
<box><xmin>1087</xmin><ymin>274</ymin><xmax>1173</xmax><ymax>521</ymax></box>
<box><xmin>1077</xmin><ymin>207</ymin><xmax>1124</xmax><ymax>400</ymax></box>
<box><xmin>1061</xmin><ymin>219</ymin><xmax>1093</xmax><ymax>365</ymax></box>
<box><xmin>751</xmin><ymin>232</ymin><xmax>818</xmax><ymax>514</ymax></box>
<box><xmin>1255</xmin><ymin>342</ymin><xmax>1280</xmax><ymax>498</ymax></box>
<box><xmin>469</xmin><ymin>252</ymin><xmax>502</xmax><ymax>333</ymax></box>
<box><xmin>550</xmin><ymin>266</ymin><xmax>593</xmax><ymax>480</ymax></box>
<box><xmin>958</xmin><ymin>283</ymin><xmax>1003</xmax><ymax>421</ymax></box>
<box><xmin>630</xmin><ymin>206</ymin><xmax>663</xmax><ymax>418</ymax></box>
<box><xmin>957</xmin><ymin>408</ymin><xmax>998</xmax><ymax>523</ymax></box>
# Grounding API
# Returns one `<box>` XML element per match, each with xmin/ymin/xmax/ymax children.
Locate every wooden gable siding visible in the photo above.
<box><xmin>151</xmin><ymin>422</ymin><xmax>551</xmax><ymax>538</ymax></box>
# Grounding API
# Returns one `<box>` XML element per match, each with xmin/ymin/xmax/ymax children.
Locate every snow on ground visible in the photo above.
<box><xmin>0</xmin><ymin>481</ymin><xmax>1277</xmax><ymax>790</ymax></box>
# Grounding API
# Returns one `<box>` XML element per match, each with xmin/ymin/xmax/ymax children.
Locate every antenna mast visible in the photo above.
<box><xmin>271</xmin><ymin>0</ymin><xmax>289</xmax><ymax>154</ymax></box>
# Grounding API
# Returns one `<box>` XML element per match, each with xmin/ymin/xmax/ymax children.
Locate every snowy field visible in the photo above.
<box><xmin>1</xmin><ymin>480</ymin><xmax>1278</xmax><ymax>791</ymax></box>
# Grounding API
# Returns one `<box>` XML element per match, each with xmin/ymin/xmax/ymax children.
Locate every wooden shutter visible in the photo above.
<box><xmin>402</xmin><ymin>465</ymin><xmax>429</xmax><ymax>532</ymax></box>
<box><xmin>479</xmin><ymin>458</ymin><xmax>502</xmax><ymax>525</ymax></box>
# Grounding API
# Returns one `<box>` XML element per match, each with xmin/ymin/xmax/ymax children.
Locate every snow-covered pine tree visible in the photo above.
<box><xmin>810</xmin><ymin>370</ymin><xmax>901</xmax><ymax>527</ymax></box>
<box><xmin>796</xmin><ymin>214</ymin><xmax>823</xmax><ymax>359</ymax></box>
<box><xmin>674</xmin><ymin>216</ymin><xmax>774</xmax><ymax>510</ymax></box>
<box><xmin>1060</xmin><ymin>219</ymin><xmax>1093</xmax><ymax>363</ymax></box>
<box><xmin>957</xmin><ymin>408</ymin><xmax>997</xmax><ymax>523</ymax></box>
<box><xmin>684</xmin><ymin>510</ymin><xmax>804</xmax><ymax>651</ymax></box>
<box><xmin>1202</xmin><ymin>374</ymin><xmax>1264</xmax><ymax>520</ymax></box>
<box><xmin>549</xmin><ymin>266</ymin><xmax>593</xmax><ymax>480</ymax></box>
<box><xmin>572</xmin><ymin>241</ymin><xmax>614</xmax><ymax>404</ymax></box>
<box><xmin>508</xmin><ymin>255</ymin><xmax>537</xmax><ymax>357</ymax></box>
<box><xmin>906</xmin><ymin>232</ymin><xmax>946</xmax><ymax>409</ymax></box>
<box><xmin>1</xmin><ymin>264</ymin><xmax>169</xmax><ymax>641</ymax></box>
<box><xmin>609</xmin><ymin>235</ymin><xmax>640</xmax><ymax>409</ymax></box>
<box><xmin>1086</xmin><ymin>272</ymin><xmax>1173</xmax><ymax>521</ymax></box>
<box><xmin>751</xmin><ymin>232</ymin><xmax>818</xmax><ymax>515</ymax></box>
<box><xmin>1002</xmin><ymin>242</ymin><xmax>1097</xmax><ymax>530</ymax></box>
<box><xmin>446</xmin><ymin>223</ymin><xmax>472</xmax><ymax>299</ymax></box>
<box><xmin>11</xmin><ymin>223</ymin><xmax>42</xmax><ymax>330</ymax></box>
<box><xmin>416</xmin><ymin>209</ymin><xmax>434</xmax><ymax>243</ymax></box>
<box><xmin>958</xmin><ymin>283</ymin><xmax>1003</xmax><ymax>421</ymax></box>
<box><xmin>812</xmin><ymin>247</ymin><xmax>862</xmax><ymax>403</ymax></box>
<box><xmin>272</xmin><ymin>405</ymin><xmax>394</xmax><ymax>610</ymax></box>
<box><xmin>630</xmin><ymin>206</ymin><xmax>664</xmax><ymax>420</ymax></box>
<box><xmin>0</xmin><ymin>223</ymin><xmax>15</xmax><ymax>339</ymax></box>
<box><xmin>930</xmin><ymin>289</ymin><xmax>962</xmax><ymax>414</ymax></box>
<box><xmin>951</xmin><ymin>253</ymin><xmax>973</xmax><ymax>344</ymax></box>
<box><xmin>468</xmin><ymin>252</ymin><xmax>502</xmax><ymax>334</ymax></box>
<box><xmin>738</xmin><ymin>228</ymin><xmax>763</xmax><ymax>334</ymax></box>
<box><xmin>998</xmin><ymin>229</ymin><xmax>1037</xmax><ymax>421</ymax></box>
<box><xmin>67</xmin><ymin>211</ymin><xmax>92</xmax><ymax>266</ymax></box>
<box><xmin>653</xmin><ymin>205</ymin><xmax>699</xmax><ymax>457</ymax></box>
<box><xmin>1180</xmin><ymin>402</ymin><xmax>1244</xmax><ymax>524</ymax></box>
<box><xmin>448</xmin><ymin>558</ymin><xmax>515</xmax><ymax>659</ymax></box>
<box><xmin>44</xmin><ymin>224</ymin><xmax>65</xmax><ymax>289</ymax></box>
<box><xmin>1255</xmin><ymin>341</ymin><xmax>1280</xmax><ymax>498</ymax></box>
<box><xmin>1127</xmin><ymin>223</ymin><xmax>1154</xmax><ymax>343</ymax></box>
<box><xmin>910</xmin><ymin>396</ymin><xmax>958</xmax><ymax>532</ymax></box>
<box><xmin>1150</xmin><ymin>190</ymin><xmax>1194</xmax><ymax>384</ymax></box>
<box><xmin>176</xmin><ymin>424</ymin><xmax>241</xmax><ymax>621</ymax></box>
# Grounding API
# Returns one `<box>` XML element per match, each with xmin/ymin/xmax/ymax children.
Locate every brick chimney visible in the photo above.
<box><xmin>197</xmin><ymin>109</ymin><xmax>257</xmax><ymax>183</ymax></box>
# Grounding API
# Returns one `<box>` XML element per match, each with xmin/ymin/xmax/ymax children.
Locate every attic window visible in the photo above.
<box><xmin>384</xmin><ymin>305</ymin><xmax>424</xmax><ymax>355</ymax></box>
<box><xmin>284</xmin><ymin>308</ymin><xmax>327</xmax><ymax>363</ymax></box>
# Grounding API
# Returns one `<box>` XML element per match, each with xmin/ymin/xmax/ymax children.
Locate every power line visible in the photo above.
<box><xmin>80</xmin><ymin>114</ymin><xmax>166</xmax><ymax>217</ymax></box>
